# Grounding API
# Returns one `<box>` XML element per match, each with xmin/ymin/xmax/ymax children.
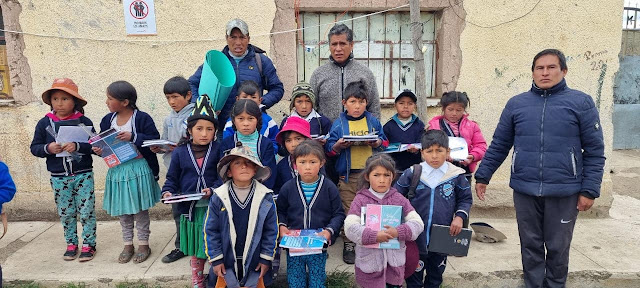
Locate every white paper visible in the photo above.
<box><xmin>448</xmin><ymin>137</ymin><xmax>469</xmax><ymax>161</ymax></box>
<box><xmin>123</xmin><ymin>0</ymin><xmax>157</xmax><ymax>35</ymax></box>
<box><xmin>55</xmin><ymin>126</ymin><xmax>92</xmax><ymax>157</ymax></box>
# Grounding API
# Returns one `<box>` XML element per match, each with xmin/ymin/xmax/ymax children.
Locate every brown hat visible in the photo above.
<box><xmin>42</xmin><ymin>78</ymin><xmax>87</xmax><ymax>107</ymax></box>
<box><xmin>217</xmin><ymin>143</ymin><xmax>271</xmax><ymax>182</ymax></box>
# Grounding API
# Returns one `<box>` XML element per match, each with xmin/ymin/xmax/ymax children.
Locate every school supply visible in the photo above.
<box><xmin>343</xmin><ymin>132</ymin><xmax>379</xmax><ymax>142</ymax></box>
<box><xmin>448</xmin><ymin>136</ymin><xmax>469</xmax><ymax>161</ymax></box>
<box><xmin>55</xmin><ymin>126</ymin><xmax>92</xmax><ymax>157</ymax></box>
<box><xmin>142</xmin><ymin>139</ymin><xmax>177</xmax><ymax>152</ymax></box>
<box><xmin>279</xmin><ymin>229</ymin><xmax>327</xmax><ymax>256</ymax></box>
<box><xmin>89</xmin><ymin>128</ymin><xmax>141</xmax><ymax>168</ymax></box>
<box><xmin>162</xmin><ymin>192</ymin><xmax>206</xmax><ymax>204</ymax></box>
<box><xmin>45</xmin><ymin>125</ymin><xmax>83</xmax><ymax>162</ymax></box>
<box><xmin>382</xmin><ymin>143</ymin><xmax>422</xmax><ymax>154</ymax></box>
<box><xmin>427</xmin><ymin>224</ymin><xmax>472</xmax><ymax>257</ymax></box>
<box><xmin>361</xmin><ymin>204</ymin><xmax>403</xmax><ymax>249</ymax></box>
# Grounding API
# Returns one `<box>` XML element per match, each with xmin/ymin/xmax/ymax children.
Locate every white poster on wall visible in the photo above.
<box><xmin>123</xmin><ymin>0</ymin><xmax>157</xmax><ymax>35</ymax></box>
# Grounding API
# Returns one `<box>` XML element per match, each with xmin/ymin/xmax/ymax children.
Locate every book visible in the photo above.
<box><xmin>448</xmin><ymin>137</ymin><xmax>469</xmax><ymax>161</ymax></box>
<box><xmin>363</xmin><ymin>204</ymin><xmax>403</xmax><ymax>249</ymax></box>
<box><xmin>142</xmin><ymin>139</ymin><xmax>177</xmax><ymax>152</ymax></box>
<box><xmin>55</xmin><ymin>126</ymin><xmax>92</xmax><ymax>157</ymax></box>
<box><xmin>162</xmin><ymin>192</ymin><xmax>205</xmax><ymax>204</ymax></box>
<box><xmin>343</xmin><ymin>133</ymin><xmax>379</xmax><ymax>142</ymax></box>
<box><xmin>427</xmin><ymin>224</ymin><xmax>472</xmax><ymax>257</ymax></box>
<box><xmin>279</xmin><ymin>229</ymin><xmax>327</xmax><ymax>256</ymax></box>
<box><xmin>382</xmin><ymin>143</ymin><xmax>422</xmax><ymax>154</ymax></box>
<box><xmin>89</xmin><ymin>128</ymin><xmax>141</xmax><ymax>168</ymax></box>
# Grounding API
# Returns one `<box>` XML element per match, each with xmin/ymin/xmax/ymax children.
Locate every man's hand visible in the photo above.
<box><xmin>475</xmin><ymin>183</ymin><xmax>487</xmax><ymax>201</ymax></box>
<box><xmin>255</xmin><ymin>263</ymin><xmax>269</xmax><ymax>278</ymax></box>
<box><xmin>577</xmin><ymin>194</ymin><xmax>595</xmax><ymax>211</ymax></box>
<box><xmin>450</xmin><ymin>216</ymin><xmax>463</xmax><ymax>236</ymax></box>
<box><xmin>213</xmin><ymin>263</ymin><xmax>226</xmax><ymax>277</ymax></box>
<box><xmin>47</xmin><ymin>142</ymin><xmax>63</xmax><ymax>154</ymax></box>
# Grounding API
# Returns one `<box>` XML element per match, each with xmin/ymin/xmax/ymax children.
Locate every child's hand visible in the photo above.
<box><xmin>92</xmin><ymin>146</ymin><xmax>103</xmax><ymax>156</ymax></box>
<box><xmin>116</xmin><ymin>131</ymin><xmax>132</xmax><ymax>141</ymax></box>
<box><xmin>149</xmin><ymin>146</ymin><xmax>162</xmax><ymax>153</ymax></box>
<box><xmin>447</xmin><ymin>156</ymin><xmax>454</xmax><ymax>163</ymax></box>
<box><xmin>332</xmin><ymin>138</ymin><xmax>351</xmax><ymax>152</ymax></box>
<box><xmin>255</xmin><ymin>263</ymin><xmax>270</xmax><ymax>278</ymax></box>
<box><xmin>407</xmin><ymin>146</ymin><xmax>420</xmax><ymax>154</ymax></box>
<box><xmin>213</xmin><ymin>263</ymin><xmax>226</xmax><ymax>277</ymax></box>
<box><xmin>461</xmin><ymin>155</ymin><xmax>474</xmax><ymax>166</ymax></box>
<box><xmin>279</xmin><ymin>226</ymin><xmax>290</xmax><ymax>237</ymax></box>
<box><xmin>202</xmin><ymin>188</ymin><xmax>212</xmax><ymax>199</ymax></box>
<box><xmin>61</xmin><ymin>142</ymin><xmax>77</xmax><ymax>153</ymax></box>
<box><xmin>161</xmin><ymin>192</ymin><xmax>172</xmax><ymax>199</ymax></box>
<box><xmin>376</xmin><ymin>230</ymin><xmax>394</xmax><ymax>243</ymax></box>
<box><xmin>366</xmin><ymin>139</ymin><xmax>382</xmax><ymax>148</ymax></box>
<box><xmin>167</xmin><ymin>144</ymin><xmax>176</xmax><ymax>152</ymax></box>
<box><xmin>315</xmin><ymin>138</ymin><xmax>327</xmax><ymax>145</ymax></box>
<box><xmin>450</xmin><ymin>216</ymin><xmax>463</xmax><ymax>236</ymax></box>
<box><xmin>317</xmin><ymin>229</ymin><xmax>332</xmax><ymax>242</ymax></box>
<box><xmin>47</xmin><ymin>142</ymin><xmax>63</xmax><ymax>154</ymax></box>
<box><xmin>383</xmin><ymin>225</ymin><xmax>398</xmax><ymax>238</ymax></box>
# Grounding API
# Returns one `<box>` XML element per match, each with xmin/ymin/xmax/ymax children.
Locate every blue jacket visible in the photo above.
<box><xmin>30</xmin><ymin>115</ymin><xmax>95</xmax><ymax>176</ymax></box>
<box><xmin>220</xmin><ymin>134</ymin><xmax>277</xmax><ymax>190</ymax></box>
<box><xmin>223</xmin><ymin>112</ymin><xmax>280</xmax><ymax>152</ymax></box>
<box><xmin>383</xmin><ymin>114</ymin><xmax>425</xmax><ymax>171</ymax></box>
<box><xmin>189</xmin><ymin>45</ymin><xmax>285</xmax><ymax>125</ymax></box>
<box><xmin>273</xmin><ymin>156</ymin><xmax>327</xmax><ymax>194</ymax></box>
<box><xmin>161</xmin><ymin>142</ymin><xmax>222</xmax><ymax>219</ymax></box>
<box><xmin>276</xmin><ymin>175</ymin><xmax>345</xmax><ymax>244</ymax></box>
<box><xmin>99</xmin><ymin>110</ymin><xmax>161</xmax><ymax>178</ymax></box>
<box><xmin>0</xmin><ymin>161</ymin><xmax>16</xmax><ymax>214</ymax></box>
<box><xmin>326</xmin><ymin>111</ymin><xmax>389</xmax><ymax>182</ymax></box>
<box><xmin>204</xmin><ymin>180</ymin><xmax>278</xmax><ymax>288</ymax></box>
<box><xmin>394</xmin><ymin>162</ymin><xmax>472</xmax><ymax>255</ymax></box>
<box><xmin>474</xmin><ymin>80</ymin><xmax>605</xmax><ymax>199</ymax></box>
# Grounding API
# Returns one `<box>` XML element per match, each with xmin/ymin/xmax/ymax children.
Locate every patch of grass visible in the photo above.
<box><xmin>325</xmin><ymin>269</ymin><xmax>355</xmax><ymax>288</ymax></box>
<box><xmin>59</xmin><ymin>284</ymin><xmax>87</xmax><ymax>288</ymax></box>
<box><xmin>4</xmin><ymin>281</ymin><xmax>42</xmax><ymax>288</ymax></box>
<box><xmin>114</xmin><ymin>281</ymin><xmax>163</xmax><ymax>288</ymax></box>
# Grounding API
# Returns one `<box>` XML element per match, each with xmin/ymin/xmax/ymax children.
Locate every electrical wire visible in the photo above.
<box><xmin>447</xmin><ymin>0</ymin><xmax>543</xmax><ymax>29</ymax></box>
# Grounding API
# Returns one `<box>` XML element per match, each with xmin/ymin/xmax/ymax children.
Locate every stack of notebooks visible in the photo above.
<box><xmin>279</xmin><ymin>229</ymin><xmax>327</xmax><ymax>256</ymax></box>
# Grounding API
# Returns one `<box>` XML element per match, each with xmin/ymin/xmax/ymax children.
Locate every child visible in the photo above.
<box><xmin>220</xmin><ymin>99</ymin><xmax>277</xmax><ymax>190</ymax></box>
<box><xmin>326</xmin><ymin>79</ymin><xmax>388</xmax><ymax>264</ymax></box>
<box><xmin>93</xmin><ymin>80</ymin><xmax>161</xmax><ymax>264</ymax></box>
<box><xmin>276</xmin><ymin>140</ymin><xmax>345</xmax><ymax>288</ymax></box>
<box><xmin>222</xmin><ymin>80</ymin><xmax>280</xmax><ymax>152</ymax></box>
<box><xmin>394</xmin><ymin>129</ymin><xmax>472</xmax><ymax>288</ymax></box>
<box><xmin>280</xmin><ymin>82</ymin><xmax>332</xmax><ymax>143</ymax></box>
<box><xmin>344</xmin><ymin>154</ymin><xmax>424</xmax><ymax>288</ymax></box>
<box><xmin>29</xmin><ymin>78</ymin><xmax>98</xmax><ymax>262</ymax></box>
<box><xmin>383</xmin><ymin>89</ymin><xmax>425</xmax><ymax>172</ymax></box>
<box><xmin>152</xmin><ymin>76</ymin><xmax>194</xmax><ymax>264</ymax></box>
<box><xmin>427</xmin><ymin>91</ymin><xmax>486</xmax><ymax>183</ymax></box>
<box><xmin>204</xmin><ymin>144</ymin><xmax>278</xmax><ymax>288</ymax></box>
<box><xmin>0</xmin><ymin>157</ymin><xmax>17</xmax><ymax>287</ymax></box>
<box><xmin>161</xmin><ymin>96</ymin><xmax>221</xmax><ymax>287</ymax></box>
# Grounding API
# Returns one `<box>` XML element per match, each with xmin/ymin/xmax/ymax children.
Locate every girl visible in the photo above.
<box><xmin>344</xmin><ymin>154</ymin><xmax>424</xmax><ymax>288</ymax></box>
<box><xmin>93</xmin><ymin>80</ymin><xmax>161</xmax><ymax>264</ymax></box>
<box><xmin>161</xmin><ymin>96</ymin><xmax>221</xmax><ymax>288</ymax></box>
<box><xmin>30</xmin><ymin>78</ymin><xmax>98</xmax><ymax>262</ymax></box>
<box><xmin>276</xmin><ymin>140</ymin><xmax>345</xmax><ymax>288</ymax></box>
<box><xmin>428</xmin><ymin>91</ymin><xmax>487</xmax><ymax>183</ymax></box>
<box><xmin>204</xmin><ymin>144</ymin><xmax>278</xmax><ymax>288</ymax></box>
<box><xmin>220</xmin><ymin>99</ymin><xmax>277</xmax><ymax>190</ymax></box>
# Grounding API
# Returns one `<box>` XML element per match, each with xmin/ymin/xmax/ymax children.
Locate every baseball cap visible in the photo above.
<box><xmin>226</xmin><ymin>19</ymin><xmax>249</xmax><ymax>36</ymax></box>
<box><xmin>395</xmin><ymin>89</ymin><xmax>417</xmax><ymax>103</ymax></box>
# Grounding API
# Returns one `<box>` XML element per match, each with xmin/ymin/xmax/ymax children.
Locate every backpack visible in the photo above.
<box><xmin>254</xmin><ymin>53</ymin><xmax>268</xmax><ymax>93</ymax></box>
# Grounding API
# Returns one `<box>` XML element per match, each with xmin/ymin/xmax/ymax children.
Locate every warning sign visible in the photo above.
<box><xmin>123</xmin><ymin>0</ymin><xmax>157</xmax><ymax>35</ymax></box>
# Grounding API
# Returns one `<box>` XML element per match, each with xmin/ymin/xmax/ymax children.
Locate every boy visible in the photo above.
<box><xmin>394</xmin><ymin>129</ymin><xmax>472</xmax><ymax>288</ymax></box>
<box><xmin>280</xmin><ymin>82</ymin><xmax>332</xmax><ymax>142</ymax></box>
<box><xmin>152</xmin><ymin>76</ymin><xmax>194</xmax><ymax>264</ymax></box>
<box><xmin>223</xmin><ymin>80</ymin><xmax>280</xmax><ymax>152</ymax></box>
<box><xmin>383</xmin><ymin>89</ymin><xmax>425</xmax><ymax>172</ymax></box>
<box><xmin>326</xmin><ymin>80</ymin><xmax>388</xmax><ymax>264</ymax></box>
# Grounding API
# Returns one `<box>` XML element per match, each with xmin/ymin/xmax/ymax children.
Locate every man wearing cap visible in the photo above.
<box><xmin>188</xmin><ymin>18</ymin><xmax>284</xmax><ymax>127</ymax></box>
<box><xmin>309</xmin><ymin>23</ymin><xmax>381</xmax><ymax>122</ymax></box>
<box><xmin>474</xmin><ymin>49</ymin><xmax>605</xmax><ymax>288</ymax></box>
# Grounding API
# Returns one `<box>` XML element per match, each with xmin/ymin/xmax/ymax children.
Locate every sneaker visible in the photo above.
<box><xmin>162</xmin><ymin>248</ymin><xmax>185</xmax><ymax>263</ymax></box>
<box><xmin>63</xmin><ymin>244</ymin><xmax>78</xmax><ymax>261</ymax></box>
<box><xmin>78</xmin><ymin>244</ymin><xmax>96</xmax><ymax>262</ymax></box>
<box><xmin>342</xmin><ymin>241</ymin><xmax>355</xmax><ymax>264</ymax></box>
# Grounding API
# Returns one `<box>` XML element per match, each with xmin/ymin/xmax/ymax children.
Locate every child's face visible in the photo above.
<box><xmin>50</xmin><ymin>90</ymin><xmax>76</xmax><ymax>118</ymax></box>
<box><xmin>165</xmin><ymin>92</ymin><xmax>191</xmax><ymax>112</ymax></box>
<box><xmin>237</xmin><ymin>92</ymin><xmax>262</xmax><ymax>106</ymax></box>
<box><xmin>367</xmin><ymin>166</ymin><xmax>394</xmax><ymax>193</ymax></box>
<box><xmin>342</xmin><ymin>96</ymin><xmax>367</xmax><ymax>118</ymax></box>
<box><xmin>233</xmin><ymin>111</ymin><xmax>259</xmax><ymax>136</ymax></box>
<box><xmin>284</xmin><ymin>131</ymin><xmax>306</xmax><ymax>155</ymax></box>
<box><xmin>293</xmin><ymin>95</ymin><xmax>313</xmax><ymax>117</ymax></box>
<box><xmin>227</xmin><ymin>157</ymin><xmax>257</xmax><ymax>184</ymax></box>
<box><xmin>295</xmin><ymin>154</ymin><xmax>324</xmax><ymax>183</ymax></box>
<box><xmin>106</xmin><ymin>93</ymin><xmax>129</xmax><ymax>113</ymax></box>
<box><xmin>443</xmin><ymin>103</ymin><xmax>466</xmax><ymax>123</ymax></box>
<box><xmin>395</xmin><ymin>96</ymin><xmax>416</xmax><ymax>119</ymax></box>
<box><xmin>421</xmin><ymin>144</ymin><xmax>450</xmax><ymax>169</ymax></box>
<box><xmin>189</xmin><ymin>119</ymin><xmax>216</xmax><ymax>145</ymax></box>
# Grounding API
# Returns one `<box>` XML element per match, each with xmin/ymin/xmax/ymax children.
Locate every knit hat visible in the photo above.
<box><xmin>275</xmin><ymin>116</ymin><xmax>311</xmax><ymax>146</ymax></box>
<box><xmin>226</xmin><ymin>18</ymin><xmax>249</xmax><ymax>36</ymax></box>
<box><xmin>187</xmin><ymin>95</ymin><xmax>218</xmax><ymax>128</ymax></box>
<box><xmin>42</xmin><ymin>78</ymin><xmax>87</xmax><ymax>107</ymax></box>
<box><xmin>395</xmin><ymin>89</ymin><xmax>417</xmax><ymax>103</ymax></box>
<box><xmin>470</xmin><ymin>222</ymin><xmax>507</xmax><ymax>243</ymax></box>
<box><xmin>290</xmin><ymin>82</ymin><xmax>317</xmax><ymax>110</ymax></box>
<box><xmin>218</xmin><ymin>143</ymin><xmax>271</xmax><ymax>182</ymax></box>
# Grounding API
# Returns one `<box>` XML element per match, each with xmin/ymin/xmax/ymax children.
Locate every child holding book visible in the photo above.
<box><xmin>326</xmin><ymin>80</ymin><xmax>388</xmax><ymax>264</ymax></box>
<box><xmin>383</xmin><ymin>89</ymin><xmax>425</xmax><ymax>172</ymax></box>
<box><xmin>204</xmin><ymin>144</ymin><xmax>278</xmax><ymax>288</ymax></box>
<box><xmin>93</xmin><ymin>80</ymin><xmax>161</xmax><ymax>264</ymax></box>
<box><xmin>30</xmin><ymin>78</ymin><xmax>98</xmax><ymax>262</ymax></box>
<box><xmin>276</xmin><ymin>140</ymin><xmax>345</xmax><ymax>288</ymax></box>
<box><xmin>394</xmin><ymin>130</ymin><xmax>472</xmax><ymax>288</ymax></box>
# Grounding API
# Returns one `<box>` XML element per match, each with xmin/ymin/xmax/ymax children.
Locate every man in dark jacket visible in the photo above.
<box><xmin>188</xmin><ymin>18</ymin><xmax>284</xmax><ymax>127</ymax></box>
<box><xmin>474</xmin><ymin>49</ymin><xmax>605</xmax><ymax>288</ymax></box>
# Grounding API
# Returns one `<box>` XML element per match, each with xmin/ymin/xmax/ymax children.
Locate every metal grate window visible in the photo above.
<box><xmin>0</xmin><ymin>7</ymin><xmax>12</xmax><ymax>101</ymax></box>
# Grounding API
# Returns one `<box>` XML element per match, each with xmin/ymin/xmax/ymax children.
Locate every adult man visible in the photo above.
<box><xmin>310</xmin><ymin>23</ymin><xmax>381</xmax><ymax>122</ymax></box>
<box><xmin>188</xmin><ymin>18</ymin><xmax>284</xmax><ymax>127</ymax></box>
<box><xmin>475</xmin><ymin>49</ymin><xmax>605</xmax><ymax>288</ymax></box>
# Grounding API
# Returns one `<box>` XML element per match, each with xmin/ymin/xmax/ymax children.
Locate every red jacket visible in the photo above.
<box><xmin>428</xmin><ymin>114</ymin><xmax>487</xmax><ymax>172</ymax></box>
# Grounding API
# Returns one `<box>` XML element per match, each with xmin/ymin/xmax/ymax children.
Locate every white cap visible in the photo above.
<box><xmin>226</xmin><ymin>19</ymin><xmax>249</xmax><ymax>36</ymax></box>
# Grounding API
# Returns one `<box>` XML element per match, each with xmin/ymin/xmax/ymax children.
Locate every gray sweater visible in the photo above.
<box><xmin>309</xmin><ymin>58</ymin><xmax>381</xmax><ymax>122</ymax></box>
<box><xmin>161</xmin><ymin>103</ymin><xmax>195</xmax><ymax>168</ymax></box>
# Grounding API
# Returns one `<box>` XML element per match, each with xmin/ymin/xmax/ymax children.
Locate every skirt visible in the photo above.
<box><xmin>103</xmin><ymin>158</ymin><xmax>160</xmax><ymax>216</ymax></box>
<box><xmin>180</xmin><ymin>205</ymin><xmax>207</xmax><ymax>258</ymax></box>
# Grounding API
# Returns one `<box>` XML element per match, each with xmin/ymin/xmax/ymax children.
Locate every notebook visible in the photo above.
<box><xmin>427</xmin><ymin>224</ymin><xmax>472</xmax><ymax>257</ymax></box>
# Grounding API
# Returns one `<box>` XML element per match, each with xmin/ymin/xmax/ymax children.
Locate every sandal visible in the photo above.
<box><xmin>118</xmin><ymin>245</ymin><xmax>135</xmax><ymax>264</ymax></box>
<box><xmin>133</xmin><ymin>245</ymin><xmax>151</xmax><ymax>264</ymax></box>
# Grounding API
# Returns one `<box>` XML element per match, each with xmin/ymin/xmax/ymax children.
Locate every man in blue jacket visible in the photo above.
<box><xmin>188</xmin><ymin>18</ymin><xmax>284</xmax><ymax>129</ymax></box>
<box><xmin>474</xmin><ymin>49</ymin><xmax>605</xmax><ymax>288</ymax></box>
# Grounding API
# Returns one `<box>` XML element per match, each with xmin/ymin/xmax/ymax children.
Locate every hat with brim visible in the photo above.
<box><xmin>217</xmin><ymin>143</ymin><xmax>271</xmax><ymax>182</ymax></box>
<box><xmin>42</xmin><ymin>78</ymin><xmax>87</xmax><ymax>107</ymax></box>
<box><xmin>470</xmin><ymin>222</ymin><xmax>507</xmax><ymax>243</ymax></box>
<box><xmin>275</xmin><ymin>116</ymin><xmax>311</xmax><ymax>146</ymax></box>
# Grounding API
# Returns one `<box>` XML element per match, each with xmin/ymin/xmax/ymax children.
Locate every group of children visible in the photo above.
<box><xmin>28</xmin><ymin>74</ymin><xmax>487</xmax><ymax>288</ymax></box>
